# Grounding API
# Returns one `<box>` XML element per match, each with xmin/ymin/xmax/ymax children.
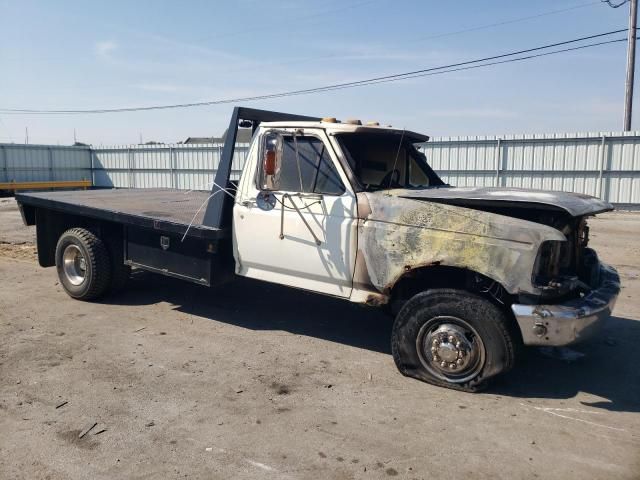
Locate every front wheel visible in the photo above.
<box><xmin>55</xmin><ymin>228</ymin><xmax>111</xmax><ymax>301</ymax></box>
<box><xmin>391</xmin><ymin>289</ymin><xmax>517</xmax><ymax>392</ymax></box>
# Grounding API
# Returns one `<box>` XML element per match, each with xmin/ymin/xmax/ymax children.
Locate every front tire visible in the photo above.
<box><xmin>55</xmin><ymin>228</ymin><xmax>111</xmax><ymax>301</ymax></box>
<box><xmin>391</xmin><ymin>289</ymin><xmax>517</xmax><ymax>392</ymax></box>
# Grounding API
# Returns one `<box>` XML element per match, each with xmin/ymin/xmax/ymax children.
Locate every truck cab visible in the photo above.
<box><xmin>233</xmin><ymin>119</ymin><xmax>438</xmax><ymax>301</ymax></box>
<box><xmin>16</xmin><ymin>107</ymin><xmax>621</xmax><ymax>392</ymax></box>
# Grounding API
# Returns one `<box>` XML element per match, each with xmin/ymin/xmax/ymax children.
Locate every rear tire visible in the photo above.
<box><xmin>55</xmin><ymin>228</ymin><xmax>111</xmax><ymax>301</ymax></box>
<box><xmin>391</xmin><ymin>289</ymin><xmax>517</xmax><ymax>392</ymax></box>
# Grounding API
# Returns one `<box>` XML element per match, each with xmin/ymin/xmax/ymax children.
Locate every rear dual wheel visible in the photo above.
<box><xmin>391</xmin><ymin>289</ymin><xmax>517</xmax><ymax>392</ymax></box>
<box><xmin>55</xmin><ymin>228</ymin><xmax>129</xmax><ymax>301</ymax></box>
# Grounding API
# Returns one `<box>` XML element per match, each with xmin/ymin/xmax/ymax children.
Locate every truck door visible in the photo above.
<box><xmin>233</xmin><ymin>128</ymin><xmax>357</xmax><ymax>297</ymax></box>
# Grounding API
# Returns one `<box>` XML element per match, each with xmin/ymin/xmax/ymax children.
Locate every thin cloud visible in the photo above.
<box><xmin>427</xmin><ymin>108</ymin><xmax>518</xmax><ymax>119</ymax></box>
<box><xmin>95</xmin><ymin>40</ymin><xmax>117</xmax><ymax>57</ymax></box>
<box><xmin>134</xmin><ymin>31</ymin><xmax>251</xmax><ymax>65</ymax></box>
<box><xmin>134</xmin><ymin>83</ymin><xmax>182</xmax><ymax>93</ymax></box>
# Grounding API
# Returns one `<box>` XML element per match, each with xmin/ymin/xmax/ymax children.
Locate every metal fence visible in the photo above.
<box><xmin>90</xmin><ymin>143</ymin><xmax>250</xmax><ymax>190</ymax></box>
<box><xmin>419</xmin><ymin>132</ymin><xmax>640</xmax><ymax>207</ymax></box>
<box><xmin>2</xmin><ymin>131</ymin><xmax>640</xmax><ymax>206</ymax></box>
<box><xmin>0</xmin><ymin>143</ymin><xmax>91</xmax><ymax>183</ymax></box>
<box><xmin>0</xmin><ymin>142</ymin><xmax>250</xmax><ymax>190</ymax></box>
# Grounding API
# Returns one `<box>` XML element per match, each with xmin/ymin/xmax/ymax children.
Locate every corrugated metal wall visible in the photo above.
<box><xmin>2</xmin><ymin>131</ymin><xmax>640</xmax><ymax>205</ymax></box>
<box><xmin>420</xmin><ymin>132</ymin><xmax>640</xmax><ymax>206</ymax></box>
<box><xmin>90</xmin><ymin>143</ymin><xmax>250</xmax><ymax>189</ymax></box>
<box><xmin>0</xmin><ymin>144</ymin><xmax>91</xmax><ymax>183</ymax></box>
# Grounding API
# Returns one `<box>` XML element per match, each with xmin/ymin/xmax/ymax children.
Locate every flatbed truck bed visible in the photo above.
<box><xmin>16</xmin><ymin>188</ymin><xmax>225</xmax><ymax>240</ymax></box>
<box><xmin>16</xmin><ymin>186</ymin><xmax>231</xmax><ymax>286</ymax></box>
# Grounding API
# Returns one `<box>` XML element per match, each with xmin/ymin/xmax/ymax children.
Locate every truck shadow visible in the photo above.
<box><xmin>494</xmin><ymin>315</ymin><xmax>640</xmax><ymax>413</ymax></box>
<box><xmin>112</xmin><ymin>271</ymin><xmax>394</xmax><ymax>355</ymax></box>
<box><xmin>105</xmin><ymin>272</ymin><xmax>640</xmax><ymax>413</ymax></box>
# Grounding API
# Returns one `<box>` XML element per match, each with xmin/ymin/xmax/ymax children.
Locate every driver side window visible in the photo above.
<box><xmin>259</xmin><ymin>134</ymin><xmax>345</xmax><ymax>195</ymax></box>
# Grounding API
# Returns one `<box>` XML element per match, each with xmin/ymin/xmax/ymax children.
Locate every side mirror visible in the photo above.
<box><xmin>259</xmin><ymin>132</ymin><xmax>282</xmax><ymax>191</ymax></box>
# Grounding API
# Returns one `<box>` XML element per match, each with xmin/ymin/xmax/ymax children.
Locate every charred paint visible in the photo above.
<box><xmin>356</xmin><ymin>192</ymin><xmax>566</xmax><ymax>297</ymax></box>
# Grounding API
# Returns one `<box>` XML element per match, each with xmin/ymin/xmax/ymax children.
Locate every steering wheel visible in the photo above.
<box><xmin>380</xmin><ymin>169</ymin><xmax>401</xmax><ymax>188</ymax></box>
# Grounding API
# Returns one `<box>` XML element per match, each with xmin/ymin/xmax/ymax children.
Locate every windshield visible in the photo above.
<box><xmin>336</xmin><ymin>133</ymin><xmax>445</xmax><ymax>192</ymax></box>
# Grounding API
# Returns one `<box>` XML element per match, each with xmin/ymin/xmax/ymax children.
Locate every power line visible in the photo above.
<box><xmin>20</xmin><ymin>0</ymin><xmax>593</xmax><ymax>94</ymax></box>
<box><xmin>344</xmin><ymin>37</ymin><xmax>628</xmax><ymax>88</ymax></box>
<box><xmin>229</xmin><ymin>1</ymin><xmax>608</xmax><ymax>74</ymax></box>
<box><xmin>602</xmin><ymin>0</ymin><xmax>629</xmax><ymax>8</ymax></box>
<box><xmin>199</xmin><ymin>0</ymin><xmax>603</xmax><ymax>65</ymax></box>
<box><xmin>0</xmin><ymin>29</ymin><xmax>628</xmax><ymax>115</ymax></box>
<box><xmin>197</xmin><ymin>0</ymin><xmax>382</xmax><ymax>43</ymax></box>
<box><xmin>417</xmin><ymin>1</ymin><xmax>603</xmax><ymax>41</ymax></box>
<box><xmin>285</xmin><ymin>29</ymin><xmax>628</xmax><ymax>93</ymax></box>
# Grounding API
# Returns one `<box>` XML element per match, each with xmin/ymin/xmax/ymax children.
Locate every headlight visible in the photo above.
<box><xmin>532</xmin><ymin>240</ymin><xmax>563</xmax><ymax>286</ymax></box>
<box><xmin>577</xmin><ymin>218</ymin><xmax>590</xmax><ymax>248</ymax></box>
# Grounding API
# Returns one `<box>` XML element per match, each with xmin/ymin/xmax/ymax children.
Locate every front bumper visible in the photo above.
<box><xmin>511</xmin><ymin>261</ymin><xmax>620</xmax><ymax>346</ymax></box>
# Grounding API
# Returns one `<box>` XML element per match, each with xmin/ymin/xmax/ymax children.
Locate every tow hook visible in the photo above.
<box><xmin>532</xmin><ymin>306</ymin><xmax>552</xmax><ymax>338</ymax></box>
<box><xmin>533</xmin><ymin>322</ymin><xmax>547</xmax><ymax>337</ymax></box>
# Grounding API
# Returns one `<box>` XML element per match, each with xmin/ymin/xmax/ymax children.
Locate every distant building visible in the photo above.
<box><xmin>183</xmin><ymin>128</ymin><xmax>253</xmax><ymax>145</ymax></box>
<box><xmin>220</xmin><ymin>128</ymin><xmax>253</xmax><ymax>143</ymax></box>
<box><xmin>183</xmin><ymin>137</ymin><xmax>216</xmax><ymax>144</ymax></box>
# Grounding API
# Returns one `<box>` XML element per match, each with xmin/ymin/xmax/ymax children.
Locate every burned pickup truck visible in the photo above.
<box><xmin>16</xmin><ymin>107</ymin><xmax>620</xmax><ymax>391</ymax></box>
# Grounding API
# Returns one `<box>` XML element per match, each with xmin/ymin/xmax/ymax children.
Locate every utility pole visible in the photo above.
<box><xmin>624</xmin><ymin>0</ymin><xmax>638</xmax><ymax>131</ymax></box>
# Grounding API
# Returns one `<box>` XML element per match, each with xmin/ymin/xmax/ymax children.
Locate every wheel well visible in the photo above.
<box><xmin>35</xmin><ymin>208</ymin><xmax>123</xmax><ymax>267</ymax></box>
<box><xmin>389</xmin><ymin>265</ymin><xmax>516</xmax><ymax>314</ymax></box>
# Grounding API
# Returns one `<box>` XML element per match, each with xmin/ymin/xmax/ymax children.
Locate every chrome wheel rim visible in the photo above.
<box><xmin>62</xmin><ymin>244</ymin><xmax>87</xmax><ymax>286</ymax></box>
<box><xmin>416</xmin><ymin>316</ymin><xmax>486</xmax><ymax>384</ymax></box>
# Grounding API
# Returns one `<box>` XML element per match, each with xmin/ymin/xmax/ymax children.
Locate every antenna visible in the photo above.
<box><xmin>388</xmin><ymin>128</ymin><xmax>406</xmax><ymax>188</ymax></box>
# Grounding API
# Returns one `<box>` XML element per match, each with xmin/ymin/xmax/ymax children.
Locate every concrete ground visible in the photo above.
<box><xmin>0</xmin><ymin>198</ymin><xmax>639</xmax><ymax>480</ymax></box>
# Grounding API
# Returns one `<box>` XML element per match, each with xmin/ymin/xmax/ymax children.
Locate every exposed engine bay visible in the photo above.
<box><xmin>390</xmin><ymin>190</ymin><xmax>609</xmax><ymax>303</ymax></box>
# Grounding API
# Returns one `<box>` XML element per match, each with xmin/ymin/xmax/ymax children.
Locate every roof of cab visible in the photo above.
<box><xmin>259</xmin><ymin>121</ymin><xmax>429</xmax><ymax>142</ymax></box>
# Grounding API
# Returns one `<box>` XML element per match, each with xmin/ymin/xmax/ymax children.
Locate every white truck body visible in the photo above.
<box><xmin>17</xmin><ymin>108</ymin><xmax>620</xmax><ymax>391</ymax></box>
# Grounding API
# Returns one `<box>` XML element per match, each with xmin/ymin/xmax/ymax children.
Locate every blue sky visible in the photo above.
<box><xmin>0</xmin><ymin>0</ymin><xmax>635</xmax><ymax>144</ymax></box>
